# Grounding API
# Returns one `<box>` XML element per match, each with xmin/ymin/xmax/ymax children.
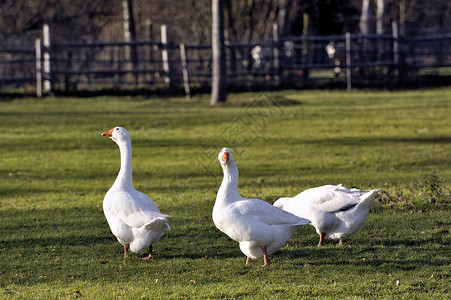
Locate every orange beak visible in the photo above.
<box><xmin>222</xmin><ymin>152</ymin><xmax>230</xmax><ymax>162</ymax></box>
<box><xmin>101</xmin><ymin>128</ymin><xmax>114</xmax><ymax>137</ymax></box>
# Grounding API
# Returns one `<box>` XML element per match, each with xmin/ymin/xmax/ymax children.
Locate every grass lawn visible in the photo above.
<box><xmin>0</xmin><ymin>88</ymin><xmax>450</xmax><ymax>299</ymax></box>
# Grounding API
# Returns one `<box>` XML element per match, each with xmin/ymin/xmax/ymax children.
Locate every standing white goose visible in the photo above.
<box><xmin>212</xmin><ymin>148</ymin><xmax>310</xmax><ymax>267</ymax></box>
<box><xmin>273</xmin><ymin>185</ymin><xmax>379</xmax><ymax>246</ymax></box>
<box><xmin>101</xmin><ymin>127</ymin><xmax>170</xmax><ymax>260</ymax></box>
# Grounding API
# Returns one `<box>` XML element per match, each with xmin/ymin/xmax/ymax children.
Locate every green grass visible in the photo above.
<box><xmin>0</xmin><ymin>88</ymin><xmax>450</xmax><ymax>299</ymax></box>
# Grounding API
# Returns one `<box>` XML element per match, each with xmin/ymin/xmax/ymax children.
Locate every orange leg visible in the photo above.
<box><xmin>124</xmin><ymin>244</ymin><xmax>130</xmax><ymax>258</ymax></box>
<box><xmin>246</xmin><ymin>257</ymin><xmax>251</xmax><ymax>266</ymax></box>
<box><xmin>261</xmin><ymin>246</ymin><xmax>271</xmax><ymax>267</ymax></box>
<box><xmin>338</xmin><ymin>239</ymin><xmax>344</xmax><ymax>245</ymax></box>
<box><xmin>318</xmin><ymin>233</ymin><xmax>326</xmax><ymax>247</ymax></box>
<box><xmin>140</xmin><ymin>245</ymin><xmax>154</xmax><ymax>260</ymax></box>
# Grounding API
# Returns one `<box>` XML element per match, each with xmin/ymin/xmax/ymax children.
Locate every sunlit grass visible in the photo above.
<box><xmin>0</xmin><ymin>88</ymin><xmax>450</xmax><ymax>298</ymax></box>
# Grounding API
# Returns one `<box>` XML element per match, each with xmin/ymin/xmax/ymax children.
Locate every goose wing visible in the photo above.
<box><xmin>315</xmin><ymin>186</ymin><xmax>364</xmax><ymax>213</ymax></box>
<box><xmin>233</xmin><ymin>198</ymin><xmax>310</xmax><ymax>226</ymax></box>
<box><xmin>108</xmin><ymin>190</ymin><xmax>170</xmax><ymax>228</ymax></box>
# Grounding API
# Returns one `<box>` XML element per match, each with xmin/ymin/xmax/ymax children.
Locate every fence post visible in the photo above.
<box><xmin>180</xmin><ymin>43</ymin><xmax>191</xmax><ymax>99</ymax></box>
<box><xmin>272</xmin><ymin>23</ymin><xmax>280</xmax><ymax>83</ymax></box>
<box><xmin>42</xmin><ymin>24</ymin><xmax>53</xmax><ymax>95</ymax></box>
<box><xmin>392</xmin><ymin>21</ymin><xmax>400</xmax><ymax>81</ymax></box>
<box><xmin>345</xmin><ymin>32</ymin><xmax>352</xmax><ymax>91</ymax></box>
<box><xmin>35</xmin><ymin>39</ymin><xmax>42</xmax><ymax>98</ymax></box>
<box><xmin>161</xmin><ymin>25</ymin><xmax>172</xmax><ymax>87</ymax></box>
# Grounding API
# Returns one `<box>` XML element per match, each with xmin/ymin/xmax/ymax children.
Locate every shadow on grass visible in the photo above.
<box><xmin>1</xmin><ymin>205</ymin><xmax>230</xmax><ymax>258</ymax></box>
<box><xmin>273</xmin><ymin>135</ymin><xmax>451</xmax><ymax>146</ymax></box>
<box><xmin>2</xmin><ymin>233</ymin><xmax>113</xmax><ymax>250</ymax></box>
<box><xmin>282</xmin><ymin>242</ymin><xmax>449</xmax><ymax>271</ymax></box>
<box><xmin>2</xmin><ymin>205</ymin><xmax>449</xmax><ymax>290</ymax></box>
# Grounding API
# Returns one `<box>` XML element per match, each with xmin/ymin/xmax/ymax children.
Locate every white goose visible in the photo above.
<box><xmin>273</xmin><ymin>184</ymin><xmax>379</xmax><ymax>246</ymax></box>
<box><xmin>212</xmin><ymin>148</ymin><xmax>310</xmax><ymax>267</ymax></box>
<box><xmin>101</xmin><ymin>127</ymin><xmax>170</xmax><ymax>260</ymax></box>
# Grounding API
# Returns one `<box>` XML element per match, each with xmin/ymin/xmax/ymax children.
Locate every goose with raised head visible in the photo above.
<box><xmin>212</xmin><ymin>148</ymin><xmax>310</xmax><ymax>267</ymax></box>
<box><xmin>274</xmin><ymin>184</ymin><xmax>379</xmax><ymax>246</ymax></box>
<box><xmin>101</xmin><ymin>127</ymin><xmax>170</xmax><ymax>260</ymax></box>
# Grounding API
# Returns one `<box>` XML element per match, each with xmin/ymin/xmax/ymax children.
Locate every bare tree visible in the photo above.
<box><xmin>278</xmin><ymin>0</ymin><xmax>293</xmax><ymax>37</ymax></box>
<box><xmin>0</xmin><ymin>0</ymin><xmax>117</xmax><ymax>42</ymax></box>
<box><xmin>376</xmin><ymin>0</ymin><xmax>385</xmax><ymax>34</ymax></box>
<box><xmin>122</xmin><ymin>0</ymin><xmax>136</xmax><ymax>42</ymax></box>
<box><xmin>360</xmin><ymin>0</ymin><xmax>371</xmax><ymax>34</ymax></box>
<box><xmin>122</xmin><ymin>0</ymin><xmax>137</xmax><ymax>65</ymax></box>
<box><xmin>188</xmin><ymin>0</ymin><xmax>211</xmax><ymax>45</ymax></box>
<box><xmin>210</xmin><ymin>0</ymin><xmax>227</xmax><ymax>105</ymax></box>
<box><xmin>1</xmin><ymin>0</ymin><xmax>450</xmax><ymax>46</ymax></box>
<box><xmin>223</xmin><ymin>0</ymin><xmax>281</xmax><ymax>43</ymax></box>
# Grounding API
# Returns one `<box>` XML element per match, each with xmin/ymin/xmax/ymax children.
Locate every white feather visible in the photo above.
<box><xmin>274</xmin><ymin>184</ymin><xmax>379</xmax><ymax>243</ymax></box>
<box><xmin>102</xmin><ymin>127</ymin><xmax>170</xmax><ymax>254</ymax></box>
<box><xmin>213</xmin><ymin>148</ymin><xmax>310</xmax><ymax>261</ymax></box>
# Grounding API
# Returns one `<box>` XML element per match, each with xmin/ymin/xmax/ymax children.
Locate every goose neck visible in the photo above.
<box><xmin>114</xmin><ymin>139</ymin><xmax>133</xmax><ymax>188</ymax></box>
<box><xmin>218</xmin><ymin>161</ymin><xmax>240</xmax><ymax>200</ymax></box>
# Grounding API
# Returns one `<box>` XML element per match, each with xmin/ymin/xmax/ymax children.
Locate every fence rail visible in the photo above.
<box><xmin>0</xmin><ymin>23</ymin><xmax>450</xmax><ymax>97</ymax></box>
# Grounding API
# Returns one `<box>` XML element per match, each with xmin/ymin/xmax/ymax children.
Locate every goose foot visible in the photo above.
<box><xmin>140</xmin><ymin>245</ymin><xmax>154</xmax><ymax>260</ymax></box>
<box><xmin>318</xmin><ymin>233</ymin><xmax>326</xmax><ymax>247</ymax></box>
<box><xmin>124</xmin><ymin>244</ymin><xmax>130</xmax><ymax>258</ymax></box>
<box><xmin>246</xmin><ymin>257</ymin><xmax>251</xmax><ymax>266</ymax></box>
<box><xmin>338</xmin><ymin>239</ymin><xmax>344</xmax><ymax>246</ymax></box>
<box><xmin>260</xmin><ymin>246</ymin><xmax>271</xmax><ymax>267</ymax></box>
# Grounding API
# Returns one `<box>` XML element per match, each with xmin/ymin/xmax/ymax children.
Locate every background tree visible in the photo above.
<box><xmin>0</xmin><ymin>0</ymin><xmax>449</xmax><ymax>44</ymax></box>
<box><xmin>122</xmin><ymin>0</ymin><xmax>136</xmax><ymax>43</ymax></box>
<box><xmin>122</xmin><ymin>0</ymin><xmax>137</xmax><ymax>65</ymax></box>
<box><xmin>0</xmin><ymin>0</ymin><xmax>116</xmax><ymax>42</ymax></box>
<box><xmin>210</xmin><ymin>0</ymin><xmax>227</xmax><ymax>105</ymax></box>
<box><xmin>376</xmin><ymin>0</ymin><xmax>386</xmax><ymax>34</ymax></box>
<box><xmin>360</xmin><ymin>0</ymin><xmax>371</xmax><ymax>34</ymax></box>
<box><xmin>278</xmin><ymin>0</ymin><xmax>293</xmax><ymax>36</ymax></box>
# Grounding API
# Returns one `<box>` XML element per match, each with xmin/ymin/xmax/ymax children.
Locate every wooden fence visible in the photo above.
<box><xmin>1</xmin><ymin>23</ymin><xmax>450</xmax><ymax>97</ymax></box>
<box><xmin>0</xmin><ymin>47</ymin><xmax>36</xmax><ymax>87</ymax></box>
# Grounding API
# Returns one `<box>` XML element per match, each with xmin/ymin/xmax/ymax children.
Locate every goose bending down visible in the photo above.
<box><xmin>273</xmin><ymin>185</ymin><xmax>379</xmax><ymax>246</ymax></box>
<box><xmin>212</xmin><ymin>148</ymin><xmax>310</xmax><ymax>267</ymax></box>
<box><xmin>101</xmin><ymin>127</ymin><xmax>170</xmax><ymax>259</ymax></box>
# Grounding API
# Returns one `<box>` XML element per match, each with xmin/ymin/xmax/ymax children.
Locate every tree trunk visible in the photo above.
<box><xmin>376</xmin><ymin>0</ymin><xmax>385</xmax><ymax>60</ymax></box>
<box><xmin>359</xmin><ymin>0</ymin><xmax>371</xmax><ymax>65</ymax></box>
<box><xmin>359</xmin><ymin>0</ymin><xmax>371</xmax><ymax>34</ymax></box>
<box><xmin>224</xmin><ymin>0</ymin><xmax>238</xmax><ymax>73</ymax></box>
<box><xmin>122</xmin><ymin>0</ymin><xmax>136</xmax><ymax>42</ymax></box>
<box><xmin>210</xmin><ymin>0</ymin><xmax>227</xmax><ymax>105</ymax></box>
<box><xmin>244</xmin><ymin>0</ymin><xmax>255</xmax><ymax>43</ymax></box>
<box><xmin>376</xmin><ymin>0</ymin><xmax>385</xmax><ymax>35</ymax></box>
<box><xmin>122</xmin><ymin>0</ymin><xmax>136</xmax><ymax>65</ymax></box>
<box><xmin>278</xmin><ymin>0</ymin><xmax>292</xmax><ymax>37</ymax></box>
